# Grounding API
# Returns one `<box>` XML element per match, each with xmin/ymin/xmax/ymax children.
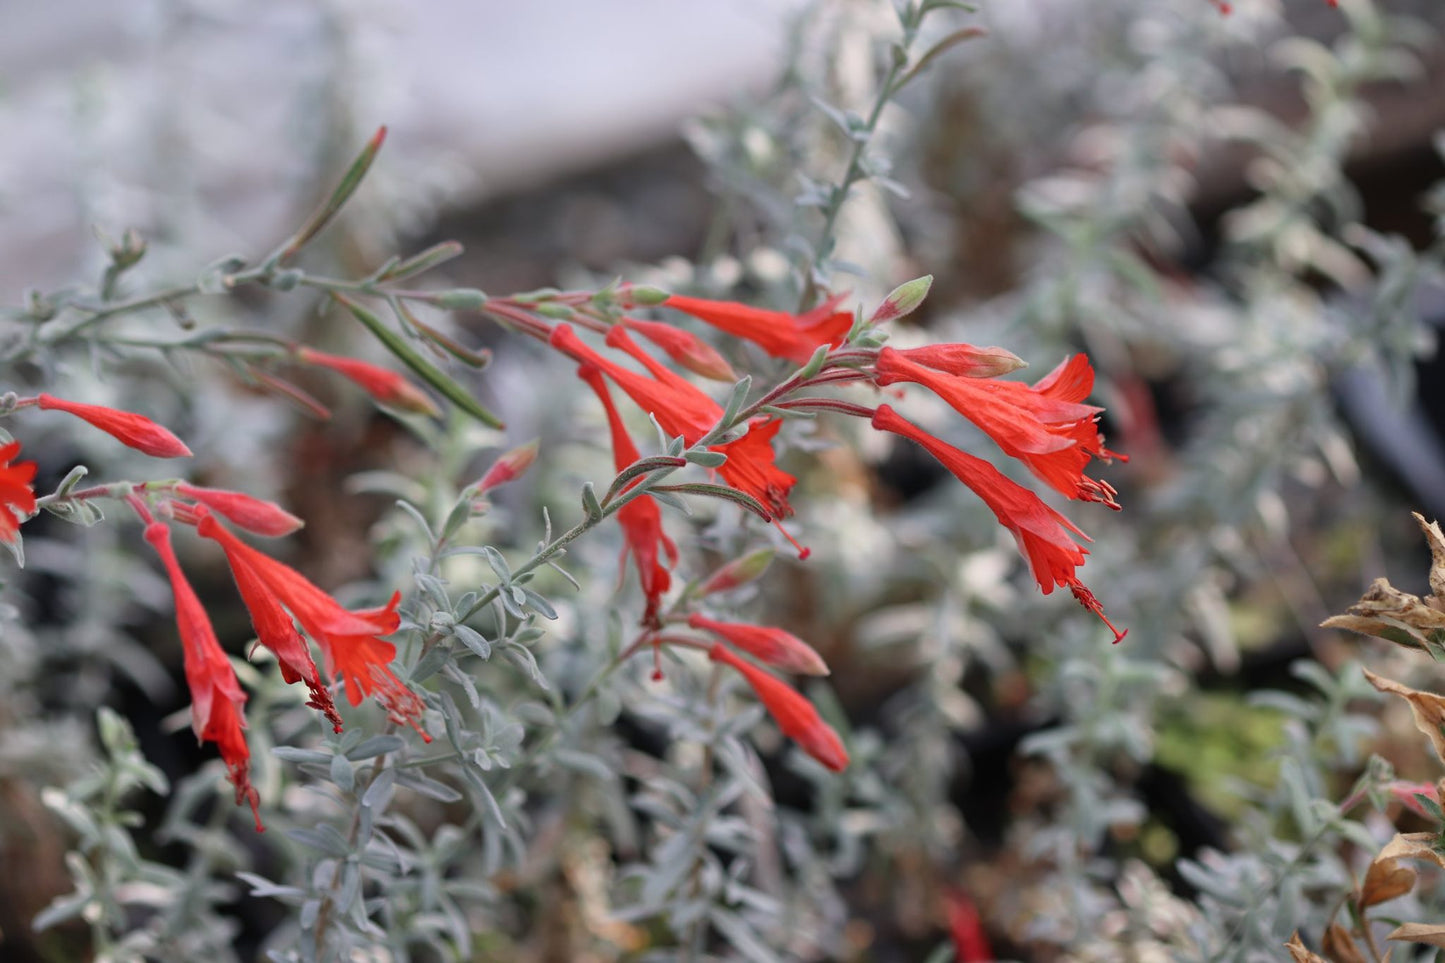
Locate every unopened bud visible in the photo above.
<box><xmin>895</xmin><ymin>342</ymin><xmax>1026</xmax><ymax>379</ymax></box>
<box><xmin>869</xmin><ymin>275</ymin><xmax>933</xmax><ymax>324</ymax></box>
<box><xmin>475</xmin><ymin>439</ymin><xmax>539</xmax><ymax>492</ymax></box>
<box><xmin>696</xmin><ymin>549</ymin><xmax>775</xmax><ymax>596</ymax></box>
<box><xmin>628</xmin><ymin>285</ymin><xmax>671</xmax><ymax>306</ymax></box>
<box><xmin>433</xmin><ymin>288</ymin><xmax>489</xmax><ymax>311</ymax></box>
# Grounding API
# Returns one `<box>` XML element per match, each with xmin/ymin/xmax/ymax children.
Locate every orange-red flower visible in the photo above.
<box><xmin>550</xmin><ymin>324</ymin><xmax>797</xmax><ymax>522</ymax></box>
<box><xmin>196</xmin><ymin>511</ymin><xmax>429</xmax><ymax>739</ymax></box>
<box><xmin>551</xmin><ymin>324</ymin><xmax>717</xmax><ymax>441</ymax></box>
<box><xmin>577</xmin><ymin>365</ymin><xmax>678</xmax><ymax>624</ymax></box>
<box><xmin>296</xmin><ymin>346</ymin><xmax>441</xmax><ymax>417</ymax></box>
<box><xmin>873</xmin><ymin>349</ymin><xmax>1123</xmax><ymax>508</ymax></box>
<box><xmin>688</xmin><ymin>613</ymin><xmax>828</xmax><ymax>676</ymax></box>
<box><xmin>195</xmin><ymin>513</ymin><xmax>341</xmax><ymax>731</ymax></box>
<box><xmin>872</xmin><ymin>405</ymin><xmax>1125</xmax><ymax>642</ymax></box>
<box><xmin>0</xmin><ymin>441</ymin><xmax>37</xmax><ymax>544</ymax></box>
<box><xmin>143</xmin><ymin>522</ymin><xmax>261</xmax><ymax>830</ymax></box>
<box><xmin>709</xmin><ymin>643</ymin><xmax>848</xmax><ymax>771</ymax></box>
<box><xmin>664</xmin><ymin>293</ymin><xmax>853</xmax><ymax>367</ymax></box>
<box><xmin>176</xmin><ymin>483</ymin><xmax>303</xmax><ymax>537</ymax></box>
<box><xmin>37</xmin><ymin>393</ymin><xmax>192</xmax><ymax>458</ymax></box>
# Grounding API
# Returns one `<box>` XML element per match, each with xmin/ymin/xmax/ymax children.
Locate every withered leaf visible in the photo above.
<box><xmin>1415</xmin><ymin>512</ymin><xmax>1445</xmax><ymax>605</ymax></box>
<box><xmin>1322</xmin><ymin>923</ymin><xmax>1368</xmax><ymax>963</ymax></box>
<box><xmin>1362</xmin><ymin>669</ymin><xmax>1445</xmax><ymax>765</ymax></box>
<box><xmin>1360</xmin><ymin>854</ymin><xmax>1417</xmax><ymax>907</ymax></box>
<box><xmin>1322</xmin><ymin>578</ymin><xmax>1445</xmax><ymax>653</ymax></box>
<box><xmin>1387</xmin><ymin>921</ymin><xmax>1445</xmax><ymax>948</ymax></box>
<box><xmin>1286</xmin><ymin>931</ymin><xmax>1329</xmax><ymax>963</ymax></box>
<box><xmin>1378</xmin><ymin>832</ymin><xmax>1445</xmax><ymax>872</ymax></box>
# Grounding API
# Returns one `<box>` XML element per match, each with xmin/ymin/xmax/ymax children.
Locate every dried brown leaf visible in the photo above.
<box><xmin>1322</xmin><ymin>923</ymin><xmax>1368</xmax><ymax>963</ymax></box>
<box><xmin>1378</xmin><ymin>832</ymin><xmax>1445</xmax><ymax>872</ymax></box>
<box><xmin>1361</xmin><ymin>854</ymin><xmax>1418</xmax><ymax>907</ymax></box>
<box><xmin>1362</xmin><ymin>669</ymin><xmax>1445</xmax><ymax>765</ymax></box>
<box><xmin>1387</xmin><ymin>921</ymin><xmax>1445</xmax><ymax>948</ymax></box>
<box><xmin>1415</xmin><ymin>512</ymin><xmax>1445</xmax><ymax>605</ymax></box>
<box><xmin>1286</xmin><ymin>931</ymin><xmax>1329</xmax><ymax>962</ymax></box>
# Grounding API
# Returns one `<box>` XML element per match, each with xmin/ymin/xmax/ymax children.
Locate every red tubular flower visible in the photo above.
<box><xmin>577</xmin><ymin>365</ymin><xmax>678</xmax><ymax>624</ymax></box>
<box><xmin>550</xmin><ymin>324</ymin><xmax>717</xmax><ymax>441</ymax></box>
<box><xmin>296</xmin><ymin>346</ymin><xmax>442</xmax><ymax>417</ymax></box>
<box><xmin>709</xmin><ymin>643</ymin><xmax>848</xmax><ymax>771</ymax></box>
<box><xmin>0</xmin><ymin>441</ymin><xmax>37</xmax><ymax>544</ymax></box>
<box><xmin>872</xmin><ymin>405</ymin><xmax>1125</xmax><ymax>642</ymax></box>
<box><xmin>664</xmin><ymin>293</ymin><xmax>854</xmax><ymax>366</ymax></box>
<box><xmin>688</xmin><ymin>613</ymin><xmax>828</xmax><ymax>676</ymax></box>
<box><xmin>37</xmin><ymin>393</ymin><xmax>192</xmax><ymax>458</ymax></box>
<box><xmin>195</xmin><ymin>511</ymin><xmax>430</xmax><ymax>739</ymax></box>
<box><xmin>175</xmin><ymin>483</ymin><xmax>303</xmax><ymax>537</ymax></box>
<box><xmin>873</xmin><ymin>349</ymin><xmax>1124</xmax><ymax>508</ymax></box>
<box><xmin>551</xmin><ymin>324</ymin><xmax>797</xmax><ymax>523</ymax></box>
<box><xmin>621</xmin><ymin>316</ymin><xmax>737</xmax><ymax>382</ymax></box>
<box><xmin>143</xmin><ymin>522</ymin><xmax>261</xmax><ymax>831</ymax></box>
<box><xmin>196</xmin><ymin>514</ymin><xmax>341</xmax><ymax>731</ymax></box>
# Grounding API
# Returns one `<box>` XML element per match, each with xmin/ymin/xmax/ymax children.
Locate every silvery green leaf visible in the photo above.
<box><xmin>502</xmin><ymin>643</ymin><xmax>549</xmax><ymax>690</ymax></box>
<box><xmin>394</xmin><ymin>770</ymin><xmax>463</xmax><ymax>803</ymax></box>
<box><xmin>684</xmin><ymin>448</ymin><xmax>727</xmax><ymax>468</ymax></box>
<box><xmin>480</xmin><ymin>545</ymin><xmax>511</xmax><ymax>583</ymax></box>
<box><xmin>361</xmin><ymin>768</ymin><xmax>397</xmax><ymax>811</ymax></box>
<box><xmin>234</xmin><ymin>872</ymin><xmax>305</xmax><ymax>901</ymax></box>
<box><xmin>272</xmin><ymin>747</ymin><xmax>332</xmax><ymax>765</ymax></box>
<box><xmin>711</xmin><ymin>907</ymin><xmax>781</xmax><ymax>963</ymax></box>
<box><xmin>393</xmin><ymin>499</ymin><xmax>435</xmax><ymax>542</ymax></box>
<box><xmin>553</xmin><ymin>749</ymin><xmax>615</xmax><ymax>781</ymax></box>
<box><xmin>518</xmin><ymin>588</ymin><xmax>556</xmax><ymax>620</ymax></box>
<box><xmin>345</xmin><ymin>736</ymin><xmax>405</xmax><ymax>761</ymax></box>
<box><xmin>453</xmin><ymin>623</ymin><xmax>492</xmax><ymax>660</ymax></box>
<box><xmin>329</xmin><ymin>754</ymin><xmax>355</xmax><ymax>793</ymax></box>
<box><xmin>286</xmin><ymin>825</ymin><xmax>350</xmax><ymax>857</ymax></box>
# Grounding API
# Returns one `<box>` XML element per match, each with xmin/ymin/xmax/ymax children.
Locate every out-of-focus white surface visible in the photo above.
<box><xmin>0</xmin><ymin>0</ymin><xmax>803</xmax><ymax>300</ymax></box>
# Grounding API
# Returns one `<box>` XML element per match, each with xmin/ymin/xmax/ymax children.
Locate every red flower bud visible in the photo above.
<box><xmin>710</xmin><ymin>643</ymin><xmax>848</xmax><ymax>771</ymax></box>
<box><xmin>37</xmin><ymin>393</ymin><xmax>191</xmax><ymax>458</ymax></box>
<box><xmin>296</xmin><ymin>347</ymin><xmax>442</xmax><ymax>417</ymax></box>
<box><xmin>621</xmin><ymin>317</ymin><xmax>737</xmax><ymax>382</ymax></box>
<box><xmin>475</xmin><ymin>439</ymin><xmax>540</xmax><ymax>492</ymax></box>
<box><xmin>689</xmin><ymin>613</ymin><xmax>829</xmax><ymax>676</ymax></box>
<box><xmin>176</xmin><ymin>484</ymin><xmax>303</xmax><ymax>537</ymax></box>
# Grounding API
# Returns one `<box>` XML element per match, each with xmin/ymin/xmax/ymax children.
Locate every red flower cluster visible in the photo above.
<box><xmin>552</xmin><ymin>290</ymin><xmax>1125</xmax><ymax>645</ymax></box>
<box><xmin>534</xmin><ymin>287</ymin><xmax>1129</xmax><ymax>771</ymax></box>
<box><xmin>136</xmin><ymin>491</ymin><xmax>427</xmax><ymax>829</ymax></box>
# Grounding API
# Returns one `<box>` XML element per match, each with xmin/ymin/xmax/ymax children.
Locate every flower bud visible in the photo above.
<box><xmin>296</xmin><ymin>347</ymin><xmax>442</xmax><ymax>417</ymax></box>
<box><xmin>622</xmin><ymin>317</ymin><xmax>737</xmax><ymax>382</ymax></box>
<box><xmin>869</xmin><ymin>274</ymin><xmax>933</xmax><ymax>324</ymax></box>
<box><xmin>695</xmin><ymin>549</ymin><xmax>775</xmax><ymax>596</ymax></box>
<box><xmin>709</xmin><ymin>644</ymin><xmax>848</xmax><ymax>771</ymax></box>
<box><xmin>475</xmin><ymin>439</ymin><xmax>540</xmax><ymax>492</ymax></box>
<box><xmin>432</xmin><ymin>288</ymin><xmax>489</xmax><ymax>310</ymax></box>
<box><xmin>628</xmin><ymin>285</ymin><xmax>672</xmax><ymax>305</ymax></box>
<box><xmin>37</xmin><ymin>394</ymin><xmax>192</xmax><ymax>458</ymax></box>
<box><xmin>176</xmin><ymin>484</ymin><xmax>304</xmax><ymax>537</ymax></box>
<box><xmin>893</xmin><ymin>343</ymin><xmax>1027</xmax><ymax>379</ymax></box>
<box><xmin>689</xmin><ymin>613</ymin><xmax>829</xmax><ymax>675</ymax></box>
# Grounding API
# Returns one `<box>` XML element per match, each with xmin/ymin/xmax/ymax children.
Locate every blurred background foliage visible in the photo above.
<box><xmin>4</xmin><ymin>0</ymin><xmax>1445</xmax><ymax>960</ymax></box>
